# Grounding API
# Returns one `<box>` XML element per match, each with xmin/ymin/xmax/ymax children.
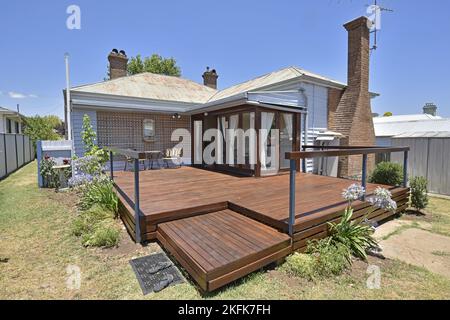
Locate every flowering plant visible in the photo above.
<box><xmin>328</xmin><ymin>183</ymin><xmax>398</xmax><ymax>261</ymax></box>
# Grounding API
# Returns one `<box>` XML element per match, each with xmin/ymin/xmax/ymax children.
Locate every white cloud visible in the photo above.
<box><xmin>8</xmin><ymin>91</ymin><xmax>38</xmax><ymax>99</ymax></box>
<box><xmin>9</xmin><ymin>91</ymin><xmax>27</xmax><ymax>99</ymax></box>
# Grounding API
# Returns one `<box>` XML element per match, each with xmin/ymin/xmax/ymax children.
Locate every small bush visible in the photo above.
<box><xmin>282</xmin><ymin>253</ymin><xmax>316</xmax><ymax>280</ymax></box>
<box><xmin>410</xmin><ymin>176</ymin><xmax>429</xmax><ymax>211</ymax></box>
<box><xmin>307</xmin><ymin>239</ymin><xmax>351</xmax><ymax>277</ymax></box>
<box><xmin>81</xmin><ymin>222</ymin><xmax>120</xmax><ymax>248</ymax></box>
<box><xmin>369</xmin><ymin>162</ymin><xmax>403</xmax><ymax>186</ymax></box>
<box><xmin>79</xmin><ymin>178</ymin><xmax>118</xmax><ymax>214</ymax></box>
<box><xmin>71</xmin><ymin>205</ymin><xmax>119</xmax><ymax>248</ymax></box>
<box><xmin>283</xmin><ymin>238</ymin><xmax>350</xmax><ymax>280</ymax></box>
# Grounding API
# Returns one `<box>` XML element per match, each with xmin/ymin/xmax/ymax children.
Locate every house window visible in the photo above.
<box><xmin>6</xmin><ymin>119</ymin><xmax>11</xmax><ymax>133</ymax></box>
<box><xmin>143</xmin><ymin>119</ymin><xmax>155</xmax><ymax>141</ymax></box>
<box><xmin>15</xmin><ymin>121</ymin><xmax>20</xmax><ymax>134</ymax></box>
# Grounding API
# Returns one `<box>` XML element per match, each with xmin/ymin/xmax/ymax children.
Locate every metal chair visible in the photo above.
<box><xmin>147</xmin><ymin>151</ymin><xmax>163</xmax><ymax>169</ymax></box>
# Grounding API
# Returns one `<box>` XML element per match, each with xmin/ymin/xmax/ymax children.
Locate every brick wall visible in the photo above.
<box><xmin>96</xmin><ymin>111</ymin><xmax>191</xmax><ymax>159</ymax></box>
<box><xmin>329</xmin><ymin>17</ymin><xmax>376</xmax><ymax>178</ymax></box>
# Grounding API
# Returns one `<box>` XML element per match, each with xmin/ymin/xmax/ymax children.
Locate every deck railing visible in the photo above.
<box><xmin>105</xmin><ymin>147</ymin><xmax>146</xmax><ymax>243</ymax></box>
<box><xmin>285</xmin><ymin>146</ymin><xmax>410</xmax><ymax>237</ymax></box>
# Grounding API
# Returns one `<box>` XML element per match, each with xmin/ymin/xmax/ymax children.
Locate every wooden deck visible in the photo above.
<box><xmin>114</xmin><ymin>167</ymin><xmax>409</xmax><ymax>291</ymax></box>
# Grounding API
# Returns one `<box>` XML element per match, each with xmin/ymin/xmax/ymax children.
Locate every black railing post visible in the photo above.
<box><xmin>109</xmin><ymin>151</ymin><xmax>114</xmax><ymax>181</ymax></box>
<box><xmin>134</xmin><ymin>159</ymin><xmax>142</xmax><ymax>243</ymax></box>
<box><xmin>403</xmin><ymin>150</ymin><xmax>409</xmax><ymax>188</ymax></box>
<box><xmin>361</xmin><ymin>154</ymin><xmax>368</xmax><ymax>200</ymax></box>
<box><xmin>289</xmin><ymin>158</ymin><xmax>296</xmax><ymax>237</ymax></box>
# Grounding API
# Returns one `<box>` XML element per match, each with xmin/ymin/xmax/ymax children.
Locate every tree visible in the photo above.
<box><xmin>127</xmin><ymin>54</ymin><xmax>181</xmax><ymax>77</ymax></box>
<box><xmin>383</xmin><ymin>112</ymin><xmax>393</xmax><ymax>117</ymax></box>
<box><xmin>24</xmin><ymin>116</ymin><xmax>61</xmax><ymax>147</ymax></box>
<box><xmin>410</xmin><ymin>176</ymin><xmax>429</xmax><ymax>212</ymax></box>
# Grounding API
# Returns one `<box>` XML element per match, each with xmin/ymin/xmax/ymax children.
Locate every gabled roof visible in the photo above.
<box><xmin>207</xmin><ymin>66</ymin><xmax>346</xmax><ymax>103</ymax></box>
<box><xmin>70</xmin><ymin>66</ymin><xmax>347</xmax><ymax>107</ymax></box>
<box><xmin>0</xmin><ymin>106</ymin><xmax>23</xmax><ymax>118</ymax></box>
<box><xmin>71</xmin><ymin>72</ymin><xmax>218</xmax><ymax>104</ymax></box>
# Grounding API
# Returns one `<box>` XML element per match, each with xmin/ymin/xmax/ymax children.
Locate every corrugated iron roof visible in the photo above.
<box><xmin>71</xmin><ymin>66</ymin><xmax>347</xmax><ymax>105</ymax></box>
<box><xmin>374</xmin><ymin>117</ymin><xmax>450</xmax><ymax>137</ymax></box>
<box><xmin>208</xmin><ymin>66</ymin><xmax>345</xmax><ymax>102</ymax></box>
<box><xmin>373</xmin><ymin>114</ymin><xmax>442</xmax><ymax>123</ymax></box>
<box><xmin>71</xmin><ymin>72</ymin><xmax>217</xmax><ymax>104</ymax></box>
<box><xmin>394</xmin><ymin>131</ymin><xmax>450</xmax><ymax>138</ymax></box>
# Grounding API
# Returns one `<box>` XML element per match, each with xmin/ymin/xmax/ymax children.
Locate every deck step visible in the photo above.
<box><xmin>157</xmin><ymin>209</ymin><xmax>291</xmax><ymax>292</ymax></box>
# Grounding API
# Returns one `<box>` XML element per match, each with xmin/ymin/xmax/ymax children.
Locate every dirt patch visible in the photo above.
<box><xmin>378</xmin><ymin>228</ymin><xmax>450</xmax><ymax>279</ymax></box>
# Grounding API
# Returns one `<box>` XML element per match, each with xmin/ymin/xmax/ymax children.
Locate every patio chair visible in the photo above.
<box><xmin>148</xmin><ymin>151</ymin><xmax>164</xmax><ymax>170</ymax></box>
<box><xmin>163</xmin><ymin>148</ymin><xmax>182</xmax><ymax>168</ymax></box>
<box><xmin>124</xmin><ymin>154</ymin><xmax>146</xmax><ymax>171</ymax></box>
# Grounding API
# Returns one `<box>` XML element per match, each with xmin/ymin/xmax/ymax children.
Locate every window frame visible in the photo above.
<box><xmin>143</xmin><ymin>118</ymin><xmax>156</xmax><ymax>142</ymax></box>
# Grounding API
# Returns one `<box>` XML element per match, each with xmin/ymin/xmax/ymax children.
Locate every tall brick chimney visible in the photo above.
<box><xmin>108</xmin><ymin>49</ymin><xmax>128</xmax><ymax>80</ymax></box>
<box><xmin>202</xmin><ymin>67</ymin><xmax>218</xmax><ymax>89</ymax></box>
<box><xmin>329</xmin><ymin>16</ymin><xmax>376</xmax><ymax>178</ymax></box>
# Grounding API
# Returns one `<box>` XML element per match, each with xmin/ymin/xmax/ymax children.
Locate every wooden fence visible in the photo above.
<box><xmin>0</xmin><ymin>133</ymin><xmax>35</xmax><ymax>180</ymax></box>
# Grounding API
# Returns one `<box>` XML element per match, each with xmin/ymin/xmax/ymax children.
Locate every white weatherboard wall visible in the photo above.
<box><xmin>71</xmin><ymin>108</ymin><xmax>97</xmax><ymax>157</ymax></box>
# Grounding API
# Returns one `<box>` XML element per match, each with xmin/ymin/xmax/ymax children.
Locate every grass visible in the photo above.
<box><xmin>426</xmin><ymin>197</ymin><xmax>450</xmax><ymax>237</ymax></box>
<box><xmin>1</xmin><ymin>162</ymin><xmax>450</xmax><ymax>300</ymax></box>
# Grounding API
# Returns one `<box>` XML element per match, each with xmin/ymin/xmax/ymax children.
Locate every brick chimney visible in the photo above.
<box><xmin>423</xmin><ymin>103</ymin><xmax>437</xmax><ymax>116</ymax></box>
<box><xmin>202</xmin><ymin>67</ymin><xmax>218</xmax><ymax>89</ymax></box>
<box><xmin>108</xmin><ymin>49</ymin><xmax>128</xmax><ymax>80</ymax></box>
<box><xmin>329</xmin><ymin>16</ymin><xmax>376</xmax><ymax>178</ymax></box>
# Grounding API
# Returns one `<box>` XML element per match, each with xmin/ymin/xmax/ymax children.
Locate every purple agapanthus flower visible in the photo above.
<box><xmin>342</xmin><ymin>183</ymin><xmax>366</xmax><ymax>203</ymax></box>
<box><xmin>367</xmin><ymin>187</ymin><xmax>397</xmax><ymax>212</ymax></box>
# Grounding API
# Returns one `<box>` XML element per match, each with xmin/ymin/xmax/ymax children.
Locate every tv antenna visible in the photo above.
<box><xmin>367</xmin><ymin>0</ymin><xmax>394</xmax><ymax>51</ymax></box>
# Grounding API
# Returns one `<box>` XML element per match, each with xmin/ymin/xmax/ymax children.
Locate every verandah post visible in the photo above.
<box><xmin>361</xmin><ymin>154</ymin><xmax>368</xmax><ymax>200</ymax></box>
<box><xmin>134</xmin><ymin>158</ymin><xmax>142</xmax><ymax>243</ymax></box>
<box><xmin>403</xmin><ymin>150</ymin><xmax>409</xmax><ymax>188</ymax></box>
<box><xmin>289</xmin><ymin>158</ymin><xmax>296</xmax><ymax>237</ymax></box>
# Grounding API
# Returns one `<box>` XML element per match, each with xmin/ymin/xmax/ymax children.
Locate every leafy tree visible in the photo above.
<box><xmin>81</xmin><ymin>114</ymin><xmax>109</xmax><ymax>165</ymax></box>
<box><xmin>383</xmin><ymin>112</ymin><xmax>393</xmax><ymax>117</ymax></box>
<box><xmin>127</xmin><ymin>54</ymin><xmax>181</xmax><ymax>77</ymax></box>
<box><xmin>24</xmin><ymin>116</ymin><xmax>61</xmax><ymax>147</ymax></box>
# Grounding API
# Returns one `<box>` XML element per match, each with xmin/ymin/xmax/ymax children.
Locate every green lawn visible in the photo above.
<box><xmin>1</xmin><ymin>162</ymin><xmax>450</xmax><ymax>300</ymax></box>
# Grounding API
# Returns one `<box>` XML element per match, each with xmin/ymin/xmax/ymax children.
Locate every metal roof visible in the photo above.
<box><xmin>373</xmin><ymin>114</ymin><xmax>442</xmax><ymax>123</ymax></box>
<box><xmin>394</xmin><ymin>131</ymin><xmax>450</xmax><ymax>138</ymax></box>
<box><xmin>206</xmin><ymin>66</ymin><xmax>346</xmax><ymax>103</ymax></box>
<box><xmin>374</xmin><ymin>117</ymin><xmax>450</xmax><ymax>137</ymax></box>
<box><xmin>71</xmin><ymin>72</ymin><xmax>218</xmax><ymax>104</ymax></box>
<box><xmin>70</xmin><ymin>66</ymin><xmax>348</xmax><ymax>107</ymax></box>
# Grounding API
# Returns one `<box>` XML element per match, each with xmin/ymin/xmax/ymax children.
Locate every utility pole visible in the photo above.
<box><xmin>64</xmin><ymin>53</ymin><xmax>72</xmax><ymax>140</ymax></box>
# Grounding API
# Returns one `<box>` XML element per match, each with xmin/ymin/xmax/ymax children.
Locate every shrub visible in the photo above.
<box><xmin>410</xmin><ymin>176</ymin><xmax>429</xmax><ymax>211</ymax></box>
<box><xmin>283</xmin><ymin>239</ymin><xmax>350</xmax><ymax>280</ymax></box>
<box><xmin>369</xmin><ymin>162</ymin><xmax>404</xmax><ymax>186</ymax></box>
<box><xmin>40</xmin><ymin>156</ymin><xmax>58</xmax><ymax>188</ymax></box>
<box><xmin>79</xmin><ymin>178</ymin><xmax>118</xmax><ymax>214</ymax></box>
<box><xmin>72</xmin><ymin>205</ymin><xmax>119</xmax><ymax>248</ymax></box>
<box><xmin>81</xmin><ymin>222</ymin><xmax>120</xmax><ymax>248</ymax></box>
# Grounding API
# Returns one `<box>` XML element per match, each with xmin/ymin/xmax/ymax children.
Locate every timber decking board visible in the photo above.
<box><xmin>157</xmin><ymin>209</ymin><xmax>290</xmax><ymax>282</ymax></box>
<box><xmin>114</xmin><ymin>167</ymin><xmax>407</xmax><ymax>232</ymax></box>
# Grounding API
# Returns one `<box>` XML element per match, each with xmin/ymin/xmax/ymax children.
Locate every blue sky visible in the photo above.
<box><xmin>0</xmin><ymin>0</ymin><xmax>449</xmax><ymax>118</ymax></box>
